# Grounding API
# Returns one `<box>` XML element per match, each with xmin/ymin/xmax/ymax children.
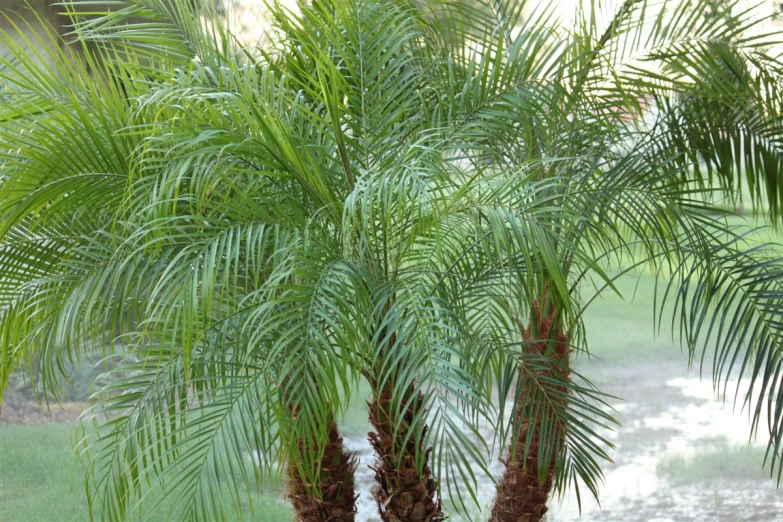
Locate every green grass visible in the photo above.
<box><xmin>0</xmin><ymin>424</ymin><xmax>89</xmax><ymax>521</ymax></box>
<box><xmin>657</xmin><ymin>437</ymin><xmax>774</xmax><ymax>483</ymax></box>
<box><xmin>578</xmin><ymin>214</ymin><xmax>783</xmax><ymax>367</ymax></box>
<box><xmin>579</xmin><ymin>271</ymin><xmax>683</xmax><ymax>366</ymax></box>
<box><xmin>339</xmin><ymin>378</ymin><xmax>373</xmax><ymax>439</ymax></box>
<box><xmin>0</xmin><ymin>423</ymin><xmax>294</xmax><ymax>522</ymax></box>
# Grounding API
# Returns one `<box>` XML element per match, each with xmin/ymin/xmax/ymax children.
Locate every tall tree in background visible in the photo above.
<box><xmin>1</xmin><ymin>1</ymin><xmax>783</xmax><ymax>521</ymax></box>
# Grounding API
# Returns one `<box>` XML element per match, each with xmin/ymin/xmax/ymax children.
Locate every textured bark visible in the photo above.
<box><xmin>368</xmin><ymin>383</ymin><xmax>443</xmax><ymax>522</ymax></box>
<box><xmin>490</xmin><ymin>297</ymin><xmax>570</xmax><ymax>522</ymax></box>
<box><xmin>288</xmin><ymin>421</ymin><xmax>358</xmax><ymax>522</ymax></box>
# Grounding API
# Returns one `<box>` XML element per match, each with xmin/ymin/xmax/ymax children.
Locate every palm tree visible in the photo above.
<box><xmin>1</xmin><ymin>1</ymin><xmax>783</xmax><ymax>522</ymax></box>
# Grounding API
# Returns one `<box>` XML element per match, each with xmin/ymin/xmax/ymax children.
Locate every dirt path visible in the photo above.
<box><xmin>0</xmin><ymin>390</ymin><xmax>85</xmax><ymax>425</ymax></box>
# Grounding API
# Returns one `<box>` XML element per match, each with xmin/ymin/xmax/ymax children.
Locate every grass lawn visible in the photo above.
<box><xmin>657</xmin><ymin>436</ymin><xmax>773</xmax><ymax>483</ymax></box>
<box><xmin>0</xmin><ymin>423</ymin><xmax>294</xmax><ymax>522</ymax></box>
<box><xmin>0</xmin><ymin>424</ymin><xmax>90</xmax><ymax>521</ymax></box>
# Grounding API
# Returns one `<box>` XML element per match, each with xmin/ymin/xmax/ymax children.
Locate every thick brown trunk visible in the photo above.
<box><xmin>368</xmin><ymin>383</ymin><xmax>443</xmax><ymax>522</ymax></box>
<box><xmin>288</xmin><ymin>420</ymin><xmax>358</xmax><ymax>522</ymax></box>
<box><xmin>490</xmin><ymin>298</ymin><xmax>570</xmax><ymax>522</ymax></box>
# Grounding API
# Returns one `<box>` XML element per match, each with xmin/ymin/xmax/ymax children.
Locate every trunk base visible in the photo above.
<box><xmin>490</xmin><ymin>298</ymin><xmax>570</xmax><ymax>522</ymax></box>
<box><xmin>490</xmin><ymin>437</ymin><xmax>554</xmax><ymax>522</ymax></box>
<box><xmin>288</xmin><ymin>421</ymin><xmax>357</xmax><ymax>522</ymax></box>
<box><xmin>368</xmin><ymin>385</ymin><xmax>443</xmax><ymax>522</ymax></box>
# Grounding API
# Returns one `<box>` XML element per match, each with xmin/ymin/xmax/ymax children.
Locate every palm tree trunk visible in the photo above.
<box><xmin>368</xmin><ymin>380</ymin><xmax>442</xmax><ymax>522</ymax></box>
<box><xmin>490</xmin><ymin>297</ymin><xmax>570</xmax><ymax>522</ymax></box>
<box><xmin>288</xmin><ymin>420</ymin><xmax>358</xmax><ymax>522</ymax></box>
